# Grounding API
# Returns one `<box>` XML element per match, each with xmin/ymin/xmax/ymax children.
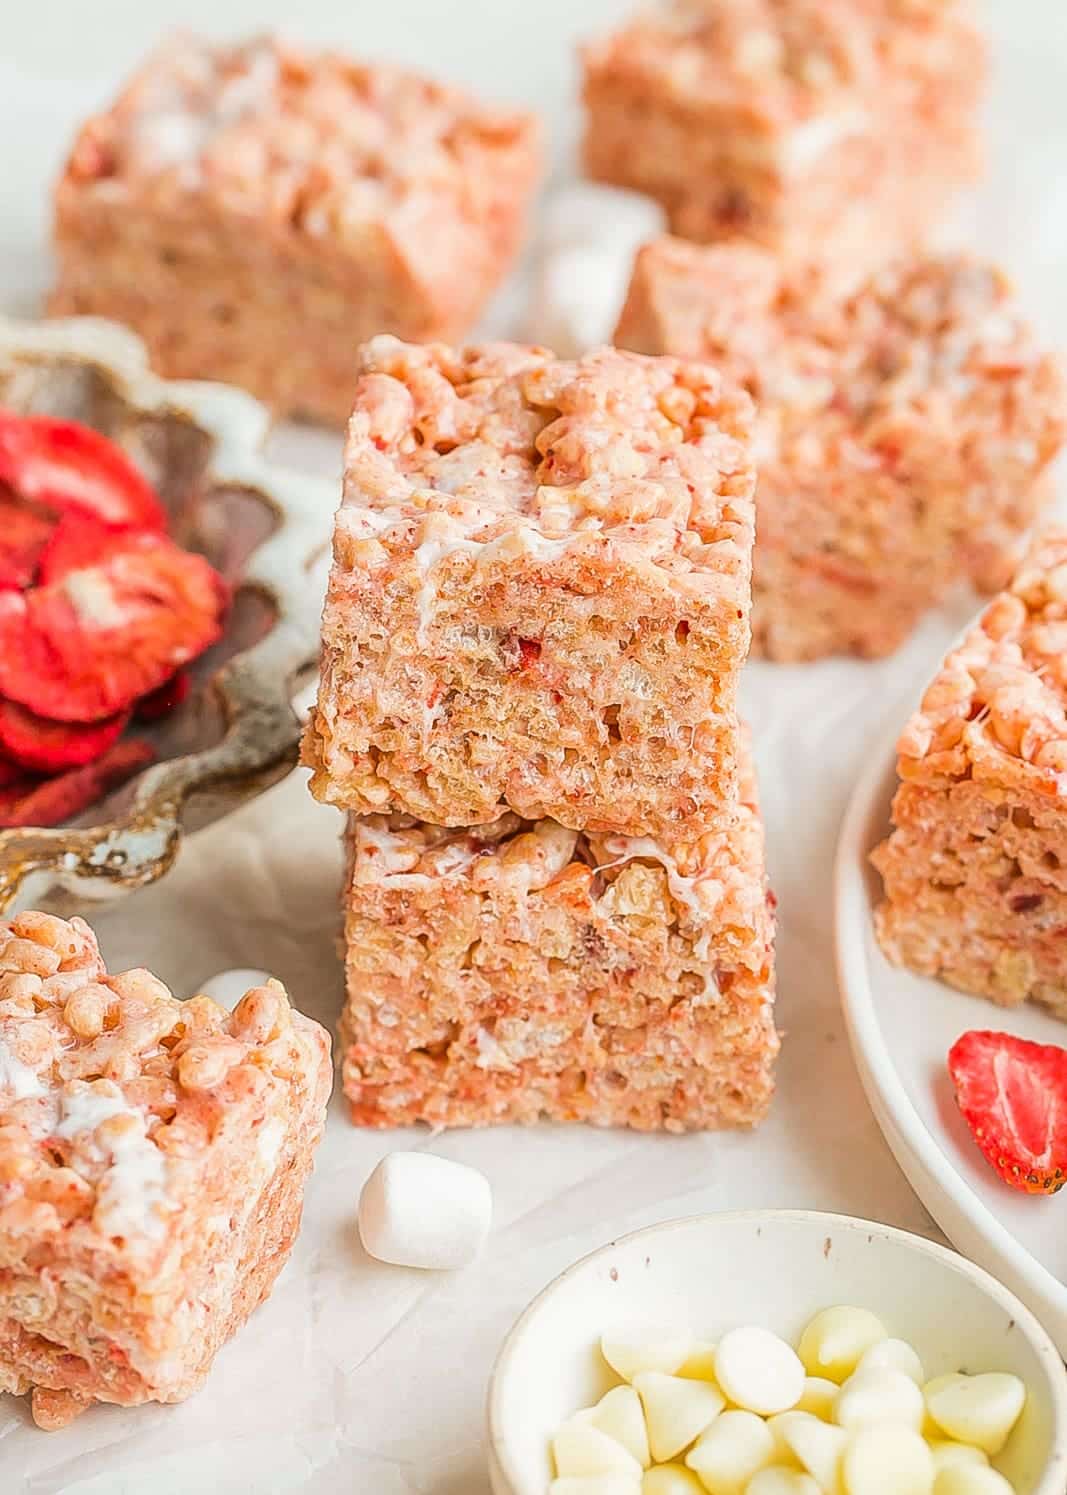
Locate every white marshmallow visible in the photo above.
<box><xmin>714</xmin><ymin>1327</ymin><xmax>806</xmax><ymax>1416</ymax></box>
<box><xmin>539</xmin><ymin>183</ymin><xmax>666</xmax><ymax>255</ymax></box>
<box><xmin>356</xmin><ymin>1151</ymin><xmax>491</xmax><ymax>1270</ymax></box>
<box><xmin>526</xmin><ymin>243</ymin><xmax>636</xmax><ymax>360</ymax></box>
<box><xmin>195</xmin><ymin>968</ymin><xmax>272</xmax><ymax>1008</ymax></box>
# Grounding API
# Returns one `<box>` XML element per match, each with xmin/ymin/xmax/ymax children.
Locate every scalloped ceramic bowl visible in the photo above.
<box><xmin>487</xmin><ymin>1210</ymin><xmax>1067</xmax><ymax>1495</ymax></box>
<box><xmin>0</xmin><ymin>316</ymin><xmax>336</xmax><ymax>913</ymax></box>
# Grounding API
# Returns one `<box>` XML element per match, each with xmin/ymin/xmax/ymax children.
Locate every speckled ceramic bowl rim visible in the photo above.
<box><xmin>486</xmin><ymin>1208</ymin><xmax>1067</xmax><ymax>1495</ymax></box>
<box><xmin>0</xmin><ymin>315</ymin><xmax>336</xmax><ymax>913</ymax></box>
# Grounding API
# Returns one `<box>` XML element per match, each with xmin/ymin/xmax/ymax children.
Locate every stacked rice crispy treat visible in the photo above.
<box><xmin>0</xmin><ymin>912</ymin><xmax>331</xmax><ymax>1428</ymax></box>
<box><xmin>581</xmin><ymin>0</ymin><xmax>985</xmax><ymax>270</ymax></box>
<box><xmin>874</xmin><ymin>531</ymin><xmax>1067</xmax><ymax>1017</ymax></box>
<box><xmin>50</xmin><ymin>35</ymin><xmax>541</xmax><ymax>425</ymax></box>
<box><xmin>616</xmin><ymin>239</ymin><xmax>1066</xmax><ymax>659</ymax></box>
<box><xmin>305</xmin><ymin>337</ymin><xmax>779</xmax><ymax>1132</ymax></box>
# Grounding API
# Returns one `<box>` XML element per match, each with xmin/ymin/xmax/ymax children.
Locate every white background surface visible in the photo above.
<box><xmin>1</xmin><ymin>3</ymin><xmax>1066</xmax><ymax>1491</ymax></box>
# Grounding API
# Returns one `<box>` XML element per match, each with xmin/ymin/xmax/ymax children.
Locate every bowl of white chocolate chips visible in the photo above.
<box><xmin>487</xmin><ymin>1212</ymin><xmax>1067</xmax><ymax>1495</ymax></box>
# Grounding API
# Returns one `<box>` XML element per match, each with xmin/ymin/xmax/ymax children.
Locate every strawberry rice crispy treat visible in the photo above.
<box><xmin>303</xmin><ymin>336</ymin><xmax>756</xmax><ymax>837</ymax></box>
<box><xmin>0</xmin><ymin>912</ymin><xmax>331</xmax><ymax>1428</ymax></box>
<box><xmin>615</xmin><ymin>239</ymin><xmax>1066</xmax><ymax>660</ymax></box>
<box><xmin>581</xmin><ymin>0</ymin><xmax>985</xmax><ymax>269</ymax></box>
<box><xmin>340</xmin><ymin>740</ymin><xmax>777</xmax><ymax>1132</ymax></box>
<box><xmin>50</xmin><ymin>35</ymin><xmax>541</xmax><ymax>425</ymax></box>
<box><xmin>873</xmin><ymin>531</ymin><xmax>1067</xmax><ymax>1016</ymax></box>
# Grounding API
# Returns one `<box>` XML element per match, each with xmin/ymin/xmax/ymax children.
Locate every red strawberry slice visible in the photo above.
<box><xmin>37</xmin><ymin>512</ymin><xmax>121</xmax><ymax>586</ymax></box>
<box><xmin>0</xmin><ymin>739</ymin><xmax>155</xmax><ymax>829</ymax></box>
<box><xmin>0</xmin><ymin>698</ymin><xmax>129</xmax><ymax>773</ymax></box>
<box><xmin>948</xmin><ymin>1030</ymin><xmax>1067</xmax><ymax>1195</ymax></box>
<box><xmin>0</xmin><ymin>411</ymin><xmax>166</xmax><ymax>531</ymax></box>
<box><xmin>0</xmin><ymin>533</ymin><xmax>227</xmax><ymax>722</ymax></box>
<box><xmin>135</xmin><ymin>670</ymin><xmax>191</xmax><ymax>722</ymax></box>
<box><xmin>0</xmin><ymin>756</ymin><xmax>24</xmax><ymax>789</ymax></box>
<box><xmin>0</xmin><ymin>492</ymin><xmax>56</xmax><ymax>590</ymax></box>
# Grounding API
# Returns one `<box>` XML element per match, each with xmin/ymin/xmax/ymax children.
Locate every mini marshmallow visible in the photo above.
<box><xmin>526</xmin><ymin>243</ymin><xmax>636</xmax><ymax>360</ymax></box>
<box><xmin>539</xmin><ymin>183</ymin><xmax>666</xmax><ymax>255</ymax></box>
<box><xmin>357</xmin><ymin>1151</ymin><xmax>491</xmax><ymax>1270</ymax></box>
<box><xmin>195</xmin><ymin>968</ymin><xmax>272</xmax><ymax>1009</ymax></box>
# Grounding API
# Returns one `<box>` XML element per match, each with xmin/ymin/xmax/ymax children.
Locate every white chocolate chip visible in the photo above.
<box><xmin>779</xmin><ymin>1416</ymin><xmax>848</xmax><ymax>1490</ymax></box>
<box><xmin>641</xmin><ymin>1465</ymin><xmax>704</xmax><ymax>1494</ymax></box>
<box><xmin>685</xmin><ymin>1409</ymin><xmax>775</xmax><ymax>1494</ymax></box>
<box><xmin>795</xmin><ymin>1377</ymin><xmax>838</xmax><ymax>1420</ymax></box>
<box><xmin>833</xmin><ymin>1369</ymin><xmax>925</xmax><ymax>1431</ymax></box>
<box><xmin>678</xmin><ymin>1341</ymin><xmax>718</xmax><ymax>1382</ymax></box>
<box><xmin>767</xmin><ymin>1409</ymin><xmax>818</xmax><ymax>1465</ymax></box>
<box><xmin>746</xmin><ymin>1470</ymin><xmax>822</xmax><ymax>1495</ymax></box>
<box><xmin>798</xmin><ymin>1308</ymin><xmax>888</xmax><ymax>1383</ymax></box>
<box><xmin>602</xmin><ymin>1330</ymin><xmax>695</xmax><ymax>1384</ymax></box>
<box><xmin>634</xmin><ymin>1373</ymin><xmax>724</xmax><ymax>1463</ymax></box>
<box><xmin>923</xmin><ymin>1374</ymin><xmax>1026</xmax><ymax>1456</ymax></box>
<box><xmin>856</xmin><ymin>1338</ymin><xmax>925</xmax><ymax>1385</ymax></box>
<box><xmin>551</xmin><ymin>1477</ymin><xmax>642</xmax><ymax>1495</ymax></box>
<box><xmin>841</xmin><ymin>1423</ymin><xmax>934</xmax><ymax>1494</ymax></box>
<box><xmin>929</xmin><ymin>1441</ymin><xmax>990</xmax><ymax>1472</ymax></box>
<box><xmin>714</xmin><ymin>1327</ymin><xmax>806</xmax><ymax>1416</ymax></box>
<box><xmin>554</xmin><ymin>1417</ymin><xmax>644</xmax><ymax>1479</ymax></box>
<box><xmin>356</xmin><ymin>1152</ymin><xmax>491</xmax><ymax>1270</ymax></box>
<box><xmin>591</xmin><ymin>1386</ymin><xmax>651</xmax><ymax>1469</ymax></box>
<box><xmin>932</xmin><ymin>1467</ymin><xmax>1014</xmax><ymax>1494</ymax></box>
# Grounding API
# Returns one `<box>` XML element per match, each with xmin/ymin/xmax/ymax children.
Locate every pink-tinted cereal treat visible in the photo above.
<box><xmin>581</xmin><ymin>0</ymin><xmax>985</xmax><ymax>269</ymax></box>
<box><xmin>0</xmin><ymin>912</ymin><xmax>331</xmax><ymax>1428</ymax></box>
<box><xmin>616</xmin><ymin>239</ymin><xmax>1066</xmax><ymax>659</ymax></box>
<box><xmin>50</xmin><ymin>35</ymin><xmax>542</xmax><ymax>424</ymax></box>
<box><xmin>874</xmin><ymin>531</ymin><xmax>1067</xmax><ymax>1016</ymax></box>
<box><xmin>303</xmin><ymin>336</ymin><xmax>756</xmax><ymax>838</ymax></box>
<box><xmin>340</xmin><ymin>742</ymin><xmax>777</xmax><ymax>1133</ymax></box>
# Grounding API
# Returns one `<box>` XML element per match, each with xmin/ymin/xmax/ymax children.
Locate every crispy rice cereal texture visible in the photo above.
<box><xmin>0</xmin><ymin>912</ymin><xmax>332</xmax><ymax>1429</ymax></box>
<box><xmin>873</xmin><ymin>531</ymin><xmax>1067</xmax><ymax>1016</ymax></box>
<box><xmin>340</xmin><ymin>742</ymin><xmax>778</xmax><ymax>1133</ymax></box>
<box><xmin>581</xmin><ymin>0</ymin><xmax>985</xmax><ymax>268</ymax></box>
<box><xmin>303</xmin><ymin>337</ymin><xmax>756</xmax><ymax>837</ymax></box>
<box><xmin>616</xmin><ymin>240</ymin><xmax>1066</xmax><ymax>660</ymax></box>
<box><xmin>49</xmin><ymin>34</ymin><xmax>542</xmax><ymax>425</ymax></box>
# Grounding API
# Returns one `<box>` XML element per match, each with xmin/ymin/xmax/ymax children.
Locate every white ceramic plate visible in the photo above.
<box><xmin>835</xmin><ymin>725</ymin><xmax>1067</xmax><ymax>1357</ymax></box>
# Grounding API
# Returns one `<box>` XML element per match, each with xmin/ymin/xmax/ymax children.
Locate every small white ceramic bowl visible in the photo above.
<box><xmin>487</xmin><ymin>1210</ymin><xmax>1067</xmax><ymax>1495</ymax></box>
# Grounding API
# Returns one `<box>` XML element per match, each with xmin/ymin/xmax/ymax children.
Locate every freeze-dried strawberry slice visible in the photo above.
<box><xmin>0</xmin><ymin>739</ymin><xmax>155</xmax><ymax>829</ymax></box>
<box><xmin>135</xmin><ymin>670</ymin><xmax>191</xmax><ymax>722</ymax></box>
<box><xmin>0</xmin><ymin>492</ymin><xmax>55</xmax><ymax>590</ymax></box>
<box><xmin>0</xmin><ymin>756</ymin><xmax>24</xmax><ymax>790</ymax></box>
<box><xmin>948</xmin><ymin>1030</ymin><xmax>1067</xmax><ymax>1195</ymax></box>
<box><xmin>0</xmin><ymin>698</ymin><xmax>129</xmax><ymax>773</ymax></box>
<box><xmin>0</xmin><ymin>534</ymin><xmax>227</xmax><ymax>722</ymax></box>
<box><xmin>37</xmin><ymin>512</ymin><xmax>118</xmax><ymax>586</ymax></box>
<box><xmin>0</xmin><ymin>412</ymin><xmax>166</xmax><ymax>530</ymax></box>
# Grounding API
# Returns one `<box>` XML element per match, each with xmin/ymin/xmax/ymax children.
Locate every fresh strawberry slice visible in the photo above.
<box><xmin>0</xmin><ymin>492</ymin><xmax>56</xmax><ymax>590</ymax></box>
<box><xmin>0</xmin><ymin>698</ymin><xmax>129</xmax><ymax>773</ymax></box>
<box><xmin>37</xmin><ymin>512</ymin><xmax>121</xmax><ymax>586</ymax></box>
<box><xmin>0</xmin><ymin>739</ymin><xmax>155</xmax><ymax>829</ymax></box>
<box><xmin>0</xmin><ymin>411</ymin><xmax>166</xmax><ymax>531</ymax></box>
<box><xmin>0</xmin><ymin>533</ymin><xmax>227</xmax><ymax>722</ymax></box>
<box><xmin>135</xmin><ymin>670</ymin><xmax>191</xmax><ymax>722</ymax></box>
<box><xmin>948</xmin><ymin>1030</ymin><xmax>1067</xmax><ymax>1194</ymax></box>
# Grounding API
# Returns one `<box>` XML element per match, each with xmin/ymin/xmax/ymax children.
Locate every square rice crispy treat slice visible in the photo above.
<box><xmin>303</xmin><ymin>336</ymin><xmax>756</xmax><ymax>838</ymax></box>
<box><xmin>873</xmin><ymin>531</ymin><xmax>1067</xmax><ymax>1016</ymax></box>
<box><xmin>50</xmin><ymin>34</ymin><xmax>541</xmax><ymax>425</ymax></box>
<box><xmin>340</xmin><ymin>739</ymin><xmax>778</xmax><ymax>1133</ymax></box>
<box><xmin>616</xmin><ymin>238</ymin><xmax>1066</xmax><ymax>660</ymax></box>
<box><xmin>0</xmin><ymin>912</ymin><xmax>331</xmax><ymax>1429</ymax></box>
<box><xmin>581</xmin><ymin>0</ymin><xmax>985</xmax><ymax>269</ymax></box>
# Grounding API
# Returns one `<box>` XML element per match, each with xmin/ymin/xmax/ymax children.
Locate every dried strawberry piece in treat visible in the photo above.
<box><xmin>0</xmin><ymin>411</ymin><xmax>166</xmax><ymax>530</ymax></box>
<box><xmin>37</xmin><ymin>512</ymin><xmax>118</xmax><ymax>586</ymax></box>
<box><xmin>0</xmin><ymin>739</ymin><xmax>155</xmax><ymax>829</ymax></box>
<box><xmin>0</xmin><ymin>492</ymin><xmax>55</xmax><ymax>590</ymax></box>
<box><xmin>135</xmin><ymin>670</ymin><xmax>191</xmax><ymax>722</ymax></box>
<box><xmin>0</xmin><ymin>698</ymin><xmax>129</xmax><ymax>773</ymax></box>
<box><xmin>0</xmin><ymin>533</ymin><xmax>227</xmax><ymax>722</ymax></box>
<box><xmin>948</xmin><ymin>1030</ymin><xmax>1067</xmax><ymax>1195</ymax></box>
